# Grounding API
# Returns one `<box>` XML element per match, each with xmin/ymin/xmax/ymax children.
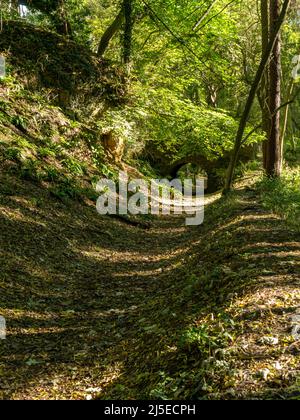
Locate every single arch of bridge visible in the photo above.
<box><xmin>164</xmin><ymin>155</ymin><xmax>228</xmax><ymax>193</ymax></box>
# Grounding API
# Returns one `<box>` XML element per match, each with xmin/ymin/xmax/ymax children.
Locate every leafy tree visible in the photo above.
<box><xmin>224</xmin><ymin>0</ymin><xmax>292</xmax><ymax>192</ymax></box>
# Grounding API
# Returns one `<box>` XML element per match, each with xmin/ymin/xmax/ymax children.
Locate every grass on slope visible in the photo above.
<box><xmin>257</xmin><ymin>168</ymin><xmax>300</xmax><ymax>232</ymax></box>
<box><xmin>0</xmin><ymin>72</ymin><xmax>121</xmax><ymax>206</ymax></box>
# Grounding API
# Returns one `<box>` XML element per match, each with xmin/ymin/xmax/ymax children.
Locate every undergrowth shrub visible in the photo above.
<box><xmin>257</xmin><ymin>168</ymin><xmax>300</xmax><ymax>230</ymax></box>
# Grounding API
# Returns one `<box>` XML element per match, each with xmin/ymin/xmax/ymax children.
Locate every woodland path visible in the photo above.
<box><xmin>0</xmin><ymin>174</ymin><xmax>299</xmax><ymax>400</ymax></box>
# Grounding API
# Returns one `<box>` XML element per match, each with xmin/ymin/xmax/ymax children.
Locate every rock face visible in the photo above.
<box><xmin>102</xmin><ymin>131</ymin><xmax>125</xmax><ymax>164</ymax></box>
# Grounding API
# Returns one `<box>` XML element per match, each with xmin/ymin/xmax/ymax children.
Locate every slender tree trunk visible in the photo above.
<box><xmin>224</xmin><ymin>0</ymin><xmax>291</xmax><ymax>193</ymax></box>
<box><xmin>54</xmin><ymin>0</ymin><xmax>73</xmax><ymax>37</ymax></box>
<box><xmin>261</xmin><ymin>0</ymin><xmax>270</xmax><ymax>169</ymax></box>
<box><xmin>193</xmin><ymin>0</ymin><xmax>218</xmax><ymax>31</ymax></box>
<box><xmin>123</xmin><ymin>0</ymin><xmax>133</xmax><ymax>67</ymax></box>
<box><xmin>97</xmin><ymin>7</ymin><xmax>125</xmax><ymax>56</ymax></box>
<box><xmin>266</xmin><ymin>0</ymin><xmax>282</xmax><ymax>177</ymax></box>
<box><xmin>280</xmin><ymin>80</ymin><xmax>294</xmax><ymax>159</ymax></box>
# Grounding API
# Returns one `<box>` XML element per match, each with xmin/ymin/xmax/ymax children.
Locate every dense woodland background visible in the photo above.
<box><xmin>0</xmin><ymin>0</ymin><xmax>299</xmax><ymax>400</ymax></box>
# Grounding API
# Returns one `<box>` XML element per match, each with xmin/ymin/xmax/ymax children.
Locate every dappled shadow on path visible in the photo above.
<box><xmin>0</xmin><ymin>173</ymin><xmax>299</xmax><ymax>399</ymax></box>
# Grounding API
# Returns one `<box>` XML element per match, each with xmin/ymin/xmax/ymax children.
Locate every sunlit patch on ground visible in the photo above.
<box><xmin>0</xmin><ymin>172</ymin><xmax>299</xmax><ymax>400</ymax></box>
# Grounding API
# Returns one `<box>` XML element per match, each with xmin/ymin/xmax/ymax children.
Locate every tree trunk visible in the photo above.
<box><xmin>224</xmin><ymin>0</ymin><xmax>291</xmax><ymax>193</ymax></box>
<box><xmin>97</xmin><ymin>7</ymin><xmax>125</xmax><ymax>56</ymax></box>
<box><xmin>54</xmin><ymin>0</ymin><xmax>73</xmax><ymax>37</ymax></box>
<box><xmin>123</xmin><ymin>0</ymin><xmax>133</xmax><ymax>67</ymax></box>
<box><xmin>260</xmin><ymin>0</ymin><xmax>270</xmax><ymax>169</ymax></box>
<box><xmin>280</xmin><ymin>80</ymin><xmax>294</xmax><ymax>159</ymax></box>
<box><xmin>266</xmin><ymin>0</ymin><xmax>282</xmax><ymax>177</ymax></box>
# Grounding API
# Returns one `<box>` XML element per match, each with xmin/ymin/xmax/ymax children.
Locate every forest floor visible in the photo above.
<box><xmin>0</xmin><ymin>171</ymin><xmax>299</xmax><ymax>400</ymax></box>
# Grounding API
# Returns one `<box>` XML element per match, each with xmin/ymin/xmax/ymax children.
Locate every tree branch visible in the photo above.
<box><xmin>97</xmin><ymin>7</ymin><xmax>125</xmax><ymax>56</ymax></box>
